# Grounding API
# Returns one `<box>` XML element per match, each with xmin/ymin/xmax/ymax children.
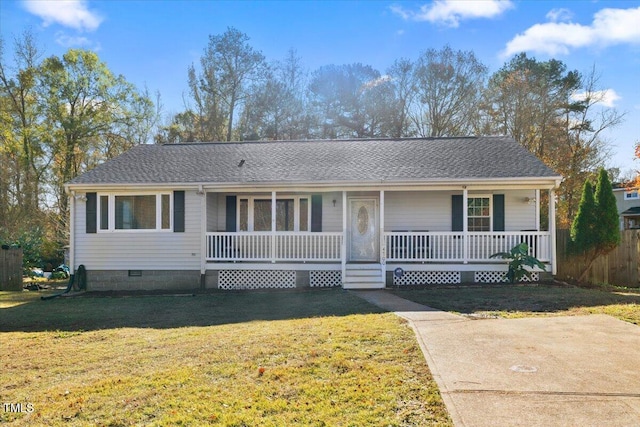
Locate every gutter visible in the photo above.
<box><xmin>65</xmin><ymin>176</ymin><xmax>563</xmax><ymax>193</ymax></box>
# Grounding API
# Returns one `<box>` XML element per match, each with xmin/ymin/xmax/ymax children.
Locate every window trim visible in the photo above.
<box><xmin>97</xmin><ymin>192</ymin><xmax>173</xmax><ymax>233</ymax></box>
<box><xmin>237</xmin><ymin>195</ymin><xmax>311</xmax><ymax>232</ymax></box>
<box><xmin>467</xmin><ymin>194</ymin><xmax>492</xmax><ymax>232</ymax></box>
<box><xmin>624</xmin><ymin>190</ymin><xmax>639</xmax><ymax>200</ymax></box>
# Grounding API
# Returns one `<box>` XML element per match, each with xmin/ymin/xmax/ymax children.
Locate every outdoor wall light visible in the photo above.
<box><xmin>332</xmin><ymin>199</ymin><xmax>337</xmax><ymax>207</ymax></box>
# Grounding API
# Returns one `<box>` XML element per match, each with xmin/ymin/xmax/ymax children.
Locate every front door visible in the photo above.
<box><xmin>348</xmin><ymin>198</ymin><xmax>379</xmax><ymax>261</ymax></box>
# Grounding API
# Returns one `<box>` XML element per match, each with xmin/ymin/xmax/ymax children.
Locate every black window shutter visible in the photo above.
<box><xmin>451</xmin><ymin>195</ymin><xmax>463</xmax><ymax>232</ymax></box>
<box><xmin>226</xmin><ymin>195</ymin><xmax>237</xmax><ymax>232</ymax></box>
<box><xmin>86</xmin><ymin>192</ymin><xmax>97</xmax><ymax>233</ymax></box>
<box><xmin>311</xmin><ymin>194</ymin><xmax>322</xmax><ymax>232</ymax></box>
<box><xmin>174</xmin><ymin>191</ymin><xmax>185</xmax><ymax>232</ymax></box>
<box><xmin>493</xmin><ymin>194</ymin><xmax>505</xmax><ymax>231</ymax></box>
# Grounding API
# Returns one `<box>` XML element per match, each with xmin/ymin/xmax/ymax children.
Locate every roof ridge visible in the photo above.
<box><xmin>160</xmin><ymin>136</ymin><xmax>498</xmax><ymax>147</ymax></box>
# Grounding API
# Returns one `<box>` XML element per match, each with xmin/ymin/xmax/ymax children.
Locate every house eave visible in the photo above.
<box><xmin>65</xmin><ymin>176</ymin><xmax>561</xmax><ymax>193</ymax></box>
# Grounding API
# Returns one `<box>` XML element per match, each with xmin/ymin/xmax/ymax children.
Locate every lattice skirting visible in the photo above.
<box><xmin>474</xmin><ymin>271</ymin><xmax>540</xmax><ymax>283</ymax></box>
<box><xmin>393</xmin><ymin>271</ymin><xmax>461</xmax><ymax>286</ymax></box>
<box><xmin>310</xmin><ymin>271</ymin><xmax>342</xmax><ymax>287</ymax></box>
<box><xmin>218</xmin><ymin>270</ymin><xmax>296</xmax><ymax>290</ymax></box>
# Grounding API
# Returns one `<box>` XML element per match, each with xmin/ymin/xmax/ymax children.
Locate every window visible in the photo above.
<box><xmin>253</xmin><ymin>199</ymin><xmax>272</xmax><ymax>231</ymax></box>
<box><xmin>99</xmin><ymin>195</ymin><xmax>109</xmax><ymax>230</ymax></box>
<box><xmin>238</xmin><ymin>196</ymin><xmax>310</xmax><ymax>232</ymax></box>
<box><xmin>98</xmin><ymin>193</ymin><xmax>172</xmax><ymax>231</ymax></box>
<box><xmin>467</xmin><ymin>196</ymin><xmax>491</xmax><ymax>232</ymax></box>
<box><xmin>625</xmin><ymin>190</ymin><xmax>639</xmax><ymax>200</ymax></box>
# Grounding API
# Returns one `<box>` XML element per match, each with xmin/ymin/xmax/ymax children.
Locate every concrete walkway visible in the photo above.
<box><xmin>353</xmin><ymin>290</ymin><xmax>640</xmax><ymax>427</ymax></box>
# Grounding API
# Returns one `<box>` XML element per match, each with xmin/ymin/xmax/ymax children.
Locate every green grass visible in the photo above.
<box><xmin>0</xmin><ymin>289</ymin><xmax>452</xmax><ymax>426</ymax></box>
<box><xmin>390</xmin><ymin>283</ymin><xmax>640</xmax><ymax>324</ymax></box>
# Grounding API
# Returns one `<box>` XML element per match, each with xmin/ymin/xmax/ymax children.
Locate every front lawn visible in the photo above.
<box><xmin>390</xmin><ymin>283</ymin><xmax>640</xmax><ymax>324</ymax></box>
<box><xmin>0</xmin><ymin>289</ymin><xmax>452</xmax><ymax>426</ymax></box>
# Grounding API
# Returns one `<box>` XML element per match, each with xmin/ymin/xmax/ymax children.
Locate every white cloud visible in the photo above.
<box><xmin>361</xmin><ymin>75</ymin><xmax>393</xmax><ymax>91</ymax></box>
<box><xmin>571</xmin><ymin>89</ymin><xmax>621</xmax><ymax>108</ymax></box>
<box><xmin>389</xmin><ymin>5</ymin><xmax>410</xmax><ymax>21</ymax></box>
<box><xmin>55</xmin><ymin>32</ymin><xmax>90</xmax><ymax>47</ymax></box>
<box><xmin>54</xmin><ymin>31</ymin><xmax>101</xmax><ymax>50</ymax></box>
<box><xmin>546</xmin><ymin>8</ymin><xmax>572</xmax><ymax>22</ymax></box>
<box><xmin>391</xmin><ymin>0</ymin><xmax>513</xmax><ymax>27</ymax></box>
<box><xmin>23</xmin><ymin>0</ymin><xmax>103</xmax><ymax>32</ymax></box>
<box><xmin>503</xmin><ymin>6</ymin><xmax>640</xmax><ymax>57</ymax></box>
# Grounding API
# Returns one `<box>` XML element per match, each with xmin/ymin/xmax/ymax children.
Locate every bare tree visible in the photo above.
<box><xmin>386</xmin><ymin>58</ymin><xmax>417</xmax><ymax>138</ymax></box>
<box><xmin>412</xmin><ymin>46</ymin><xmax>487</xmax><ymax>137</ymax></box>
<box><xmin>240</xmin><ymin>49</ymin><xmax>312</xmax><ymax>141</ymax></box>
<box><xmin>309</xmin><ymin>63</ymin><xmax>395</xmax><ymax>138</ymax></box>
<box><xmin>197</xmin><ymin>27</ymin><xmax>266</xmax><ymax>141</ymax></box>
<box><xmin>0</xmin><ymin>30</ymin><xmax>47</xmax><ymax>216</ymax></box>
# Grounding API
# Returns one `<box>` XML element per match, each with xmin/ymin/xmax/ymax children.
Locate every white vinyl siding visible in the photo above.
<box><xmin>384</xmin><ymin>192</ymin><xmax>450</xmax><ymax>231</ymax></box>
<box><xmin>504</xmin><ymin>190</ymin><xmax>537</xmax><ymax>231</ymax></box>
<box><xmin>321</xmin><ymin>192</ymin><xmax>342</xmax><ymax>232</ymax></box>
<box><xmin>384</xmin><ymin>190</ymin><xmax>537</xmax><ymax>232</ymax></box>
<box><xmin>74</xmin><ymin>190</ymin><xmax>201</xmax><ymax>270</ymax></box>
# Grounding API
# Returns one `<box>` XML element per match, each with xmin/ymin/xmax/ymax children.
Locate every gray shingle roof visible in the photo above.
<box><xmin>68</xmin><ymin>136</ymin><xmax>560</xmax><ymax>186</ymax></box>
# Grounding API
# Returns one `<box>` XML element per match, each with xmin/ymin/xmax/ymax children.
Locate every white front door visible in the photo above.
<box><xmin>348</xmin><ymin>198</ymin><xmax>379</xmax><ymax>261</ymax></box>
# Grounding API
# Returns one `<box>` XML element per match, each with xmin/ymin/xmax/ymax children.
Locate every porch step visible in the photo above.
<box><xmin>343</xmin><ymin>264</ymin><xmax>385</xmax><ymax>289</ymax></box>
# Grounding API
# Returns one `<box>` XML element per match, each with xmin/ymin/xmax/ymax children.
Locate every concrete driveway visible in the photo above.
<box><xmin>354</xmin><ymin>290</ymin><xmax>640</xmax><ymax>427</ymax></box>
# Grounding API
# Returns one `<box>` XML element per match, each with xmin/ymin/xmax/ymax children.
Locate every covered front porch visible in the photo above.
<box><xmin>201</xmin><ymin>187</ymin><xmax>557</xmax><ymax>289</ymax></box>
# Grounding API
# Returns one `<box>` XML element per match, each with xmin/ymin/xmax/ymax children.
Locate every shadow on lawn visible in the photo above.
<box><xmin>0</xmin><ymin>288</ymin><xmax>386</xmax><ymax>333</ymax></box>
<box><xmin>390</xmin><ymin>283</ymin><xmax>640</xmax><ymax>315</ymax></box>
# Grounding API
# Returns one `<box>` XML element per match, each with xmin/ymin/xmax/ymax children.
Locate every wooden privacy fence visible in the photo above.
<box><xmin>1</xmin><ymin>247</ymin><xmax>23</xmax><ymax>291</ymax></box>
<box><xmin>557</xmin><ymin>229</ymin><xmax>640</xmax><ymax>288</ymax></box>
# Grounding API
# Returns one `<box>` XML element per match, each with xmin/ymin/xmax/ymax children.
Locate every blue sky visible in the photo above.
<box><xmin>2</xmin><ymin>0</ymin><xmax>639</xmax><ymax>174</ymax></box>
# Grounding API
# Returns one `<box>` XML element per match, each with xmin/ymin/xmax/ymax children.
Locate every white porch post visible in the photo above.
<box><xmin>535</xmin><ymin>189</ymin><xmax>541</xmax><ymax>231</ymax></box>
<box><xmin>341</xmin><ymin>191</ymin><xmax>347</xmax><ymax>284</ymax></box>
<box><xmin>200</xmin><ymin>188</ymin><xmax>206</xmax><ymax>280</ymax></box>
<box><xmin>463</xmin><ymin>187</ymin><xmax>469</xmax><ymax>264</ymax></box>
<box><xmin>271</xmin><ymin>191</ymin><xmax>277</xmax><ymax>263</ymax></box>
<box><xmin>549</xmin><ymin>188</ymin><xmax>557</xmax><ymax>275</ymax></box>
<box><xmin>379</xmin><ymin>190</ymin><xmax>385</xmax><ymax>283</ymax></box>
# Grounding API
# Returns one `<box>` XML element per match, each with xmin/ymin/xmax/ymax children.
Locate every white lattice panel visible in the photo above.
<box><xmin>474</xmin><ymin>271</ymin><xmax>539</xmax><ymax>283</ymax></box>
<box><xmin>393</xmin><ymin>271</ymin><xmax>460</xmax><ymax>285</ymax></box>
<box><xmin>310</xmin><ymin>271</ymin><xmax>342</xmax><ymax>287</ymax></box>
<box><xmin>218</xmin><ymin>270</ymin><xmax>296</xmax><ymax>290</ymax></box>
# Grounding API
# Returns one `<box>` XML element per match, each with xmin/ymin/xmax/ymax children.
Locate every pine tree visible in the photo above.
<box><xmin>570</xmin><ymin>168</ymin><xmax>620</xmax><ymax>282</ymax></box>
<box><xmin>593</xmin><ymin>168</ymin><xmax>621</xmax><ymax>252</ymax></box>
<box><xmin>570</xmin><ymin>180</ymin><xmax>596</xmax><ymax>254</ymax></box>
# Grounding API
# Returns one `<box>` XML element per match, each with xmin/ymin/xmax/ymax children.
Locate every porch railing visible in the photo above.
<box><xmin>206</xmin><ymin>231</ymin><xmax>551</xmax><ymax>263</ymax></box>
<box><xmin>384</xmin><ymin>231</ymin><xmax>551</xmax><ymax>263</ymax></box>
<box><xmin>206</xmin><ymin>232</ymin><xmax>343</xmax><ymax>262</ymax></box>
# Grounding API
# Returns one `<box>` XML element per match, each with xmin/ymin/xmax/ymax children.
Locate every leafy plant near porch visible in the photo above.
<box><xmin>490</xmin><ymin>242</ymin><xmax>546</xmax><ymax>283</ymax></box>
